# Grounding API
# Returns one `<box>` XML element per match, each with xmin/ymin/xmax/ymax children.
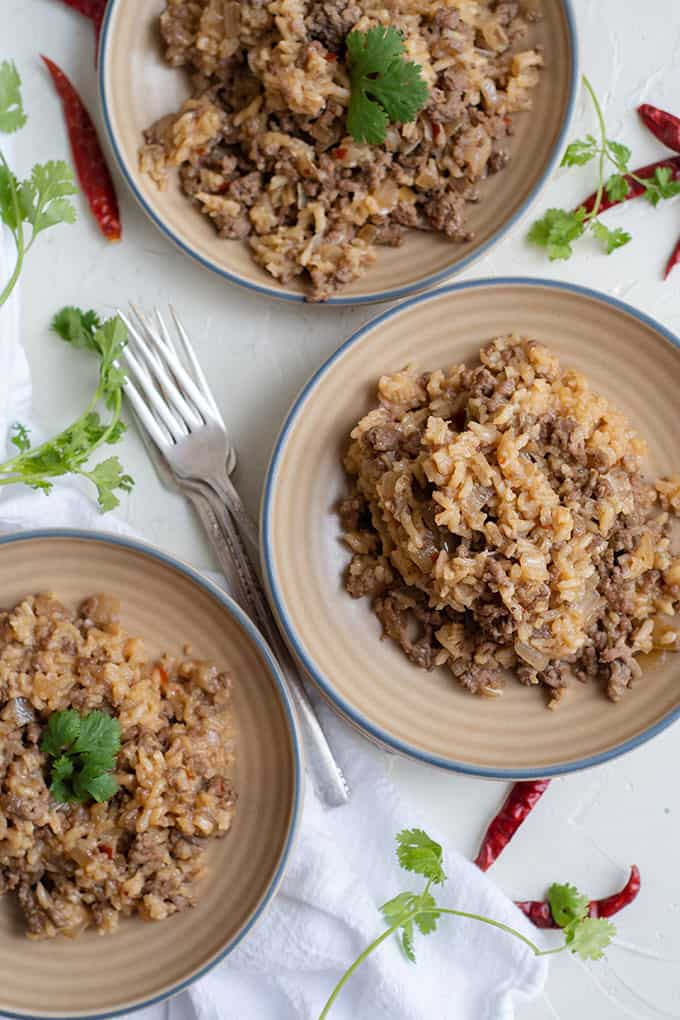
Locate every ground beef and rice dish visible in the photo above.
<box><xmin>0</xmin><ymin>594</ymin><xmax>236</xmax><ymax>939</ymax></box>
<box><xmin>340</xmin><ymin>336</ymin><xmax>680</xmax><ymax>706</ymax></box>
<box><xmin>140</xmin><ymin>0</ymin><xmax>542</xmax><ymax>300</ymax></box>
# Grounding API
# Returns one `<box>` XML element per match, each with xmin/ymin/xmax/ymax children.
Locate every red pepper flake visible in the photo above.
<box><xmin>474</xmin><ymin>780</ymin><xmax>550</xmax><ymax>872</ymax></box>
<box><xmin>324</xmin><ymin>52</ymin><xmax>337</xmax><ymax>62</ymax></box>
<box><xmin>158</xmin><ymin>666</ymin><xmax>169</xmax><ymax>687</ymax></box>
<box><xmin>55</xmin><ymin>0</ymin><xmax>107</xmax><ymax>64</ymax></box>
<box><xmin>41</xmin><ymin>56</ymin><xmax>122</xmax><ymax>243</ymax></box>
<box><xmin>664</xmin><ymin>236</ymin><xmax>680</xmax><ymax>279</ymax></box>
<box><xmin>516</xmin><ymin>865</ymin><xmax>641</xmax><ymax>928</ymax></box>
<box><xmin>334</xmin><ymin>147</ymin><xmax>348</xmax><ymax>160</ymax></box>
<box><xmin>638</xmin><ymin>104</ymin><xmax>680</xmax><ymax>155</ymax></box>
<box><xmin>432</xmin><ymin>123</ymin><xmax>442</xmax><ymax>141</ymax></box>
<box><xmin>98</xmin><ymin>843</ymin><xmax>113</xmax><ymax>859</ymax></box>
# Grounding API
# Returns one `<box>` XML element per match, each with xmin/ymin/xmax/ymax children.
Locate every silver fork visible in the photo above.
<box><xmin>120</xmin><ymin>306</ymin><xmax>350</xmax><ymax>808</ymax></box>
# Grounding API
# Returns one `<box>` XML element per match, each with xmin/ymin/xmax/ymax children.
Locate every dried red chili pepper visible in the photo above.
<box><xmin>98</xmin><ymin>843</ymin><xmax>114</xmax><ymax>859</ymax></box>
<box><xmin>580</xmin><ymin>156</ymin><xmax>680</xmax><ymax>215</ymax></box>
<box><xmin>41</xmin><ymin>56</ymin><xmax>121</xmax><ymax>243</ymax></box>
<box><xmin>516</xmin><ymin>865</ymin><xmax>641</xmax><ymax>928</ymax></box>
<box><xmin>664</xmin><ymin>236</ymin><xmax>680</xmax><ymax>279</ymax></box>
<box><xmin>474</xmin><ymin>780</ymin><xmax>551</xmax><ymax>872</ymax></box>
<box><xmin>55</xmin><ymin>0</ymin><xmax>107</xmax><ymax>63</ymax></box>
<box><xmin>589</xmin><ymin>864</ymin><xmax>641</xmax><ymax>918</ymax></box>
<box><xmin>638</xmin><ymin>104</ymin><xmax>680</xmax><ymax>154</ymax></box>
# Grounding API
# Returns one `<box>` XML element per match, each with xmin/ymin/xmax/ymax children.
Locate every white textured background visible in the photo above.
<box><xmin>5</xmin><ymin>0</ymin><xmax>680</xmax><ymax>1016</ymax></box>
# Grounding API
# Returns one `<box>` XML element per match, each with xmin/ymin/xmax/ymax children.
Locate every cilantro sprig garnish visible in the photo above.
<box><xmin>0</xmin><ymin>307</ymin><xmax>133</xmax><ymax>511</ymax></box>
<box><xmin>530</xmin><ymin>75</ymin><xmax>680</xmax><ymax>261</ymax></box>
<box><xmin>345</xmin><ymin>27</ymin><xmax>429</xmax><ymax>145</ymax></box>
<box><xmin>0</xmin><ymin>61</ymin><xmax>77</xmax><ymax>307</ymax></box>
<box><xmin>41</xmin><ymin>709</ymin><xmax>122</xmax><ymax>804</ymax></box>
<box><xmin>318</xmin><ymin>829</ymin><xmax>615</xmax><ymax>1019</ymax></box>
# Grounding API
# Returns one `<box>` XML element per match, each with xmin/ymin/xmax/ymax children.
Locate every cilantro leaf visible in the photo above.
<box><xmin>528</xmin><ymin>207</ymin><xmax>587</xmax><ymax>261</ymax></box>
<box><xmin>606</xmin><ymin>140</ymin><xmax>631</xmax><ymax>173</ymax></box>
<box><xmin>40</xmin><ymin>708</ymin><xmax>81</xmax><ymax>757</ymax></box>
<box><xmin>381</xmin><ymin>891</ymin><xmax>418</xmax><ymax>927</ymax></box>
<box><xmin>0</xmin><ymin>163</ymin><xmax>20</xmax><ymax>230</ymax></box>
<box><xmin>401</xmin><ymin>920</ymin><xmax>416</xmax><ymax>962</ymax></box>
<box><xmin>0</xmin><ymin>61</ymin><xmax>27</xmax><ymax>134</ymax></box>
<box><xmin>52</xmin><ymin>306</ymin><xmax>102</xmax><ymax>351</ymax></box>
<box><xmin>42</xmin><ymin>708</ymin><xmax>121</xmax><ymax>805</ymax></box>
<box><xmin>548</xmin><ymin>883</ymin><xmax>589</xmax><ymax>928</ymax></box>
<box><xmin>642</xmin><ymin>166</ymin><xmax>680</xmax><ymax>206</ymax></box>
<box><xmin>73</xmin><ymin>765</ymin><xmax>119</xmax><ymax>804</ymax></box>
<box><xmin>561</xmin><ymin>134</ymin><xmax>598</xmax><ymax>167</ymax></box>
<box><xmin>346</xmin><ymin>27</ymin><xmax>429</xmax><ymax>145</ymax></box>
<box><xmin>73</xmin><ymin>709</ymin><xmax>121</xmax><ymax>765</ymax></box>
<box><xmin>566</xmin><ymin>917</ymin><xmax>616</xmax><ymax>961</ymax></box>
<box><xmin>591</xmin><ymin>220</ymin><xmax>631</xmax><ymax>254</ymax></box>
<box><xmin>414</xmin><ymin>891</ymin><xmax>439</xmax><ymax>935</ymax></box>
<box><xmin>50</xmin><ymin>755</ymin><xmax>78</xmax><ymax>803</ymax></box>
<box><xmin>11</xmin><ymin>423</ymin><xmax>31</xmax><ymax>454</ymax></box>
<box><xmin>653</xmin><ymin>166</ymin><xmax>680</xmax><ymax>199</ymax></box>
<box><xmin>83</xmin><ymin>457</ymin><xmax>134</xmax><ymax>512</ymax></box>
<box><xmin>605</xmin><ymin>174</ymin><xmax>630</xmax><ymax>202</ymax></box>
<box><xmin>19</xmin><ymin>161</ymin><xmax>77</xmax><ymax>235</ymax></box>
<box><xmin>396</xmin><ymin>828</ymin><xmax>447</xmax><ymax>885</ymax></box>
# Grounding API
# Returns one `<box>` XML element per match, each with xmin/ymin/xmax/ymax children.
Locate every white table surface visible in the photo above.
<box><xmin>5</xmin><ymin>0</ymin><xmax>680</xmax><ymax>1017</ymax></box>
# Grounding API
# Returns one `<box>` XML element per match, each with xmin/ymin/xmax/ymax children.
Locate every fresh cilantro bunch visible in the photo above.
<box><xmin>41</xmin><ymin>709</ymin><xmax>122</xmax><ymax>804</ymax></box>
<box><xmin>318</xmin><ymin>829</ymin><xmax>615</xmax><ymax>1019</ymax></box>
<box><xmin>0</xmin><ymin>307</ymin><xmax>133</xmax><ymax>511</ymax></box>
<box><xmin>529</xmin><ymin>75</ymin><xmax>680</xmax><ymax>260</ymax></box>
<box><xmin>346</xmin><ymin>26</ymin><xmax>429</xmax><ymax>145</ymax></box>
<box><xmin>0</xmin><ymin>61</ymin><xmax>77</xmax><ymax>307</ymax></box>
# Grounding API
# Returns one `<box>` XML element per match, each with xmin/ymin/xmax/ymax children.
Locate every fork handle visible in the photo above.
<box><xmin>193</xmin><ymin>484</ymin><xmax>350</xmax><ymax>808</ymax></box>
<box><xmin>207</xmin><ymin>472</ymin><xmax>260</xmax><ymax>559</ymax></box>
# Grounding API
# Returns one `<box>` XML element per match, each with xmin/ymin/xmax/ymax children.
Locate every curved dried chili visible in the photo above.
<box><xmin>638</xmin><ymin>104</ymin><xmax>680</xmax><ymax>154</ymax></box>
<box><xmin>664</xmin><ymin>237</ymin><xmax>680</xmax><ymax>280</ymax></box>
<box><xmin>580</xmin><ymin>156</ymin><xmax>680</xmax><ymax>215</ymax></box>
<box><xmin>55</xmin><ymin>0</ymin><xmax>107</xmax><ymax>63</ymax></box>
<box><xmin>474</xmin><ymin>780</ymin><xmax>551</xmax><ymax>872</ymax></box>
<box><xmin>41</xmin><ymin>56</ymin><xmax>121</xmax><ymax>243</ymax></box>
<box><xmin>516</xmin><ymin>865</ymin><xmax>641</xmax><ymax>928</ymax></box>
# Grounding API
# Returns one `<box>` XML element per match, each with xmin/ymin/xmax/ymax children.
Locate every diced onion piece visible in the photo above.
<box><xmin>514</xmin><ymin>640</ymin><xmax>549</xmax><ymax>672</ymax></box>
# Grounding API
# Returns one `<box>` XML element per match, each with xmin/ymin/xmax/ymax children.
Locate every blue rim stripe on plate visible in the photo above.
<box><xmin>0</xmin><ymin>529</ymin><xmax>303</xmax><ymax>1020</ymax></box>
<box><xmin>261</xmin><ymin>277</ymin><xmax>680</xmax><ymax>778</ymax></box>
<box><xmin>98</xmin><ymin>0</ymin><xmax>579</xmax><ymax>306</ymax></box>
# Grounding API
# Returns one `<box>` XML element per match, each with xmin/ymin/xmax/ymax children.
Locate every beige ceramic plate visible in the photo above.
<box><xmin>98</xmin><ymin>1</ymin><xmax>577</xmax><ymax>305</ymax></box>
<box><xmin>0</xmin><ymin>531</ymin><xmax>302</xmax><ymax>1020</ymax></box>
<box><xmin>262</xmin><ymin>279</ymin><xmax>680</xmax><ymax>777</ymax></box>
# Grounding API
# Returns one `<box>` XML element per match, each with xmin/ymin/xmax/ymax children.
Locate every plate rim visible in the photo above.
<box><xmin>97</xmin><ymin>0</ymin><xmax>580</xmax><ymax>306</ymax></box>
<box><xmin>0</xmin><ymin>528</ymin><xmax>304</xmax><ymax>1020</ymax></box>
<box><xmin>261</xmin><ymin>276</ymin><xmax>680</xmax><ymax>778</ymax></box>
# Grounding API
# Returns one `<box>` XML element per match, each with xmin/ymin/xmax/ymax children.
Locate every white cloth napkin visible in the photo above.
<box><xmin>0</xmin><ymin>209</ymin><xmax>548</xmax><ymax>1020</ymax></box>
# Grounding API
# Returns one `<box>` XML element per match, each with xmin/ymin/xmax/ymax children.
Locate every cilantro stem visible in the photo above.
<box><xmin>422</xmin><ymin>908</ymin><xmax>567</xmax><ymax>957</ymax></box>
<box><xmin>0</xmin><ymin>150</ymin><xmax>25</xmax><ymax>308</ymax></box>
<box><xmin>0</xmin><ymin>309</ymin><xmax>132</xmax><ymax>510</ymax></box>
<box><xmin>581</xmin><ymin>75</ymin><xmax>607</xmax><ymax>222</ymax></box>
<box><xmin>319</xmin><ymin>905</ymin><xmax>565</xmax><ymax>1018</ymax></box>
<box><xmin>0</xmin><ymin>385</ymin><xmax>101</xmax><ymax>480</ymax></box>
<box><xmin>318</xmin><ymin>923</ymin><xmax>401</xmax><ymax>1020</ymax></box>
